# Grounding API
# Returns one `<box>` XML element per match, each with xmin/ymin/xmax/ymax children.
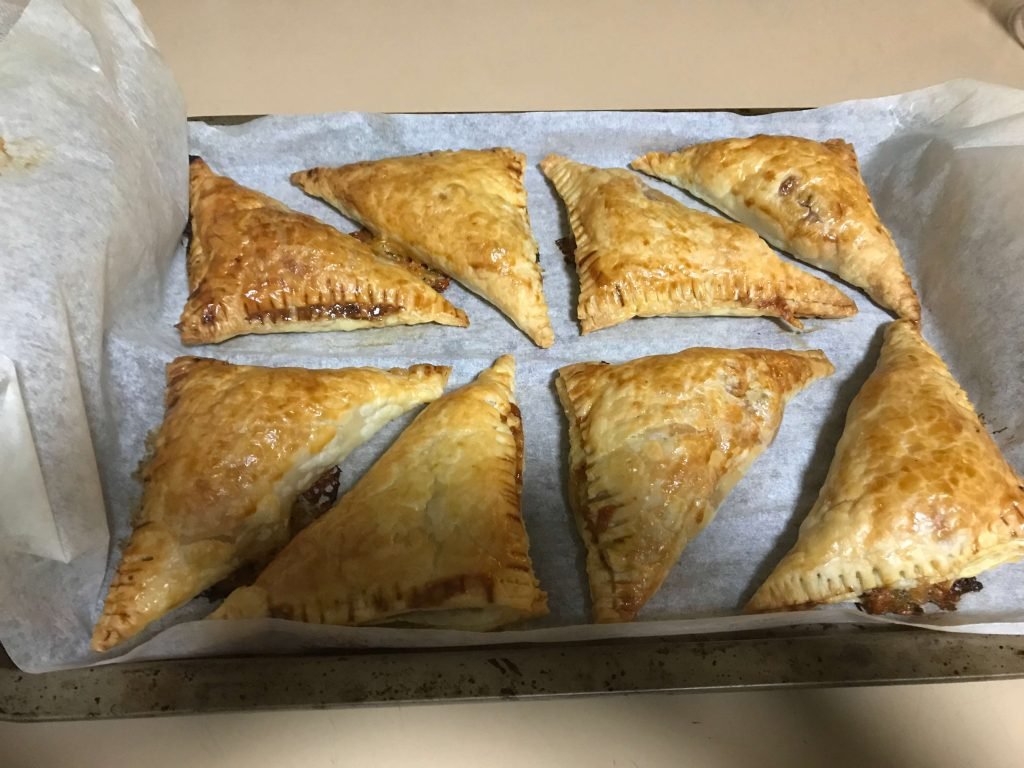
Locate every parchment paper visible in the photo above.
<box><xmin>1</xmin><ymin>3</ymin><xmax>1022</xmax><ymax>673</ymax></box>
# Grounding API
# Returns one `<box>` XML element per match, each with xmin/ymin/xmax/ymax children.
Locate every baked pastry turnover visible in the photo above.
<box><xmin>180</xmin><ymin>157</ymin><xmax>467</xmax><ymax>344</ymax></box>
<box><xmin>748</xmin><ymin>321</ymin><xmax>1024</xmax><ymax>614</ymax></box>
<box><xmin>632</xmin><ymin>135</ymin><xmax>920</xmax><ymax>320</ymax></box>
<box><xmin>291</xmin><ymin>149</ymin><xmax>555</xmax><ymax>347</ymax></box>
<box><xmin>211</xmin><ymin>355</ymin><xmax>548</xmax><ymax>630</ymax></box>
<box><xmin>556</xmin><ymin>347</ymin><xmax>834</xmax><ymax>622</ymax></box>
<box><xmin>91</xmin><ymin>357</ymin><xmax>449</xmax><ymax>652</ymax></box>
<box><xmin>540</xmin><ymin>155</ymin><xmax>856</xmax><ymax>332</ymax></box>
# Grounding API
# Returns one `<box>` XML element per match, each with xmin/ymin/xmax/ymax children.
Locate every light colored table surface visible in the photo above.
<box><xmin>5</xmin><ymin>1</ymin><xmax>1024</xmax><ymax>765</ymax></box>
<box><xmin>138</xmin><ymin>0</ymin><xmax>1024</xmax><ymax>116</ymax></box>
<box><xmin>3</xmin><ymin>680</ymin><xmax>1024</xmax><ymax>767</ymax></box>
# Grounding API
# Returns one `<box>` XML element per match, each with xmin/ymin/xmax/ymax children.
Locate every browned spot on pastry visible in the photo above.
<box><xmin>409</xmin><ymin>574</ymin><xmax>496</xmax><ymax>608</ymax></box>
<box><xmin>201</xmin><ymin>304</ymin><xmax>219</xmax><ymax>325</ymax></box>
<box><xmin>752</xmin><ymin>294</ymin><xmax>799</xmax><ymax>326</ymax></box>
<box><xmin>778</xmin><ymin>175</ymin><xmax>798</xmax><ymax>196</ymax></box>
<box><xmin>613</xmin><ymin>584</ymin><xmax>643</xmax><ymax>620</ymax></box>
<box><xmin>798</xmin><ymin>197</ymin><xmax>821</xmax><ymax>225</ymax></box>
<box><xmin>858</xmin><ymin>577</ymin><xmax>983</xmax><ymax>615</ymax></box>
<box><xmin>588</xmin><ymin>505</ymin><xmax>617</xmax><ymax>538</ymax></box>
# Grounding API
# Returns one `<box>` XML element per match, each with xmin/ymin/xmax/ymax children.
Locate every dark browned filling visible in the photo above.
<box><xmin>201</xmin><ymin>304</ymin><xmax>218</xmax><ymax>325</ymax></box>
<box><xmin>556</xmin><ymin>236</ymin><xmax>576</xmax><ymax>263</ymax></box>
<box><xmin>249</xmin><ymin>302</ymin><xmax>401</xmax><ymax>324</ymax></box>
<box><xmin>203</xmin><ymin>466</ymin><xmax>342</xmax><ymax>601</ymax></box>
<box><xmin>501</xmin><ymin>402</ymin><xmax>525</xmax><ymax>487</ymax></box>
<box><xmin>289</xmin><ymin>465</ymin><xmax>342</xmax><ymax>536</ymax></box>
<box><xmin>351</xmin><ymin>228</ymin><xmax>450</xmax><ymax>292</ymax></box>
<box><xmin>858</xmin><ymin>577</ymin><xmax>983</xmax><ymax>615</ymax></box>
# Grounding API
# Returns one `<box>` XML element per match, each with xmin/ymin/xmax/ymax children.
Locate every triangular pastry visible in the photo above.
<box><xmin>211</xmin><ymin>355</ymin><xmax>548</xmax><ymax>630</ymax></box>
<box><xmin>180</xmin><ymin>157</ymin><xmax>467</xmax><ymax>345</ymax></box>
<box><xmin>91</xmin><ymin>357</ymin><xmax>450</xmax><ymax>651</ymax></box>
<box><xmin>540</xmin><ymin>155</ymin><xmax>856</xmax><ymax>332</ymax></box>
<box><xmin>291</xmin><ymin>149</ymin><xmax>555</xmax><ymax>347</ymax></box>
<box><xmin>556</xmin><ymin>347</ymin><xmax>834</xmax><ymax>622</ymax></box>
<box><xmin>748</xmin><ymin>320</ymin><xmax>1024</xmax><ymax>614</ymax></box>
<box><xmin>632</xmin><ymin>135</ymin><xmax>920</xmax><ymax>320</ymax></box>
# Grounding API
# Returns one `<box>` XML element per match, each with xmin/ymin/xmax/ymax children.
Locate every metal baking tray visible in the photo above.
<box><xmin>4</xmin><ymin>625</ymin><xmax>1024</xmax><ymax>720</ymax></box>
<box><xmin>4</xmin><ymin>112</ymin><xmax>1023</xmax><ymax>722</ymax></box>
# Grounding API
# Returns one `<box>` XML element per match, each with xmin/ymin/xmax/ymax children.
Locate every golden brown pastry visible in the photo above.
<box><xmin>291</xmin><ymin>149</ymin><xmax>555</xmax><ymax>347</ymax></box>
<box><xmin>556</xmin><ymin>347</ymin><xmax>834</xmax><ymax>622</ymax></box>
<box><xmin>632</xmin><ymin>135</ymin><xmax>920</xmax><ymax>320</ymax></box>
<box><xmin>748</xmin><ymin>320</ymin><xmax>1024</xmax><ymax>613</ymax></box>
<box><xmin>90</xmin><ymin>358</ymin><xmax>450</xmax><ymax>652</ymax></box>
<box><xmin>211</xmin><ymin>356</ymin><xmax>548</xmax><ymax>629</ymax></box>
<box><xmin>540</xmin><ymin>155</ymin><xmax>856</xmax><ymax>333</ymax></box>
<box><xmin>180</xmin><ymin>157</ymin><xmax>467</xmax><ymax>344</ymax></box>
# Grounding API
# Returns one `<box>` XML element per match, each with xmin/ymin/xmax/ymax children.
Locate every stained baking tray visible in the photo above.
<box><xmin>5</xmin><ymin>110</ymin><xmax>1024</xmax><ymax>722</ymax></box>
<box><xmin>4</xmin><ymin>625</ymin><xmax>1024</xmax><ymax>720</ymax></box>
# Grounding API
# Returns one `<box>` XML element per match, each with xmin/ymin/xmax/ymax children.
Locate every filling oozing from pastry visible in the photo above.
<box><xmin>203</xmin><ymin>465</ymin><xmax>344</xmax><ymax>601</ymax></box>
<box><xmin>350</xmin><ymin>228</ymin><xmax>451</xmax><ymax>293</ymax></box>
<box><xmin>289</xmin><ymin>465</ymin><xmax>343</xmax><ymax>534</ymax></box>
<box><xmin>857</xmin><ymin>577</ymin><xmax>984</xmax><ymax>615</ymax></box>
<box><xmin>555</xmin><ymin>236</ymin><xmax>576</xmax><ymax>263</ymax></box>
<box><xmin>249</xmin><ymin>301</ymin><xmax>402</xmax><ymax>325</ymax></box>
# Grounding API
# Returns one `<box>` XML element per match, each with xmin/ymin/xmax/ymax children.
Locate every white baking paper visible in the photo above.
<box><xmin>1</xmin><ymin>3</ymin><xmax>1022</xmax><ymax>672</ymax></box>
<box><xmin>0</xmin><ymin>355</ymin><xmax>61</xmax><ymax>560</ymax></box>
<box><xmin>0</xmin><ymin>0</ymin><xmax>186</xmax><ymax>670</ymax></box>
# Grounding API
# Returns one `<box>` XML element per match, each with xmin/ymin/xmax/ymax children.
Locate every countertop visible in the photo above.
<box><xmin>4</xmin><ymin>680</ymin><xmax>1024</xmax><ymax>768</ymax></box>
<box><xmin>138</xmin><ymin>0</ymin><xmax>1024</xmax><ymax>116</ymax></box>
<box><xmin>3</xmin><ymin>1</ymin><xmax>1024</xmax><ymax>765</ymax></box>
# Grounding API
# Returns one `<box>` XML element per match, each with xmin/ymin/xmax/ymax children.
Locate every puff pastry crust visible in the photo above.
<box><xmin>540</xmin><ymin>155</ymin><xmax>856</xmax><ymax>333</ymax></box>
<box><xmin>748</xmin><ymin>320</ymin><xmax>1024</xmax><ymax>613</ymax></box>
<box><xmin>556</xmin><ymin>347</ymin><xmax>834</xmax><ymax>622</ymax></box>
<box><xmin>291</xmin><ymin>149</ymin><xmax>555</xmax><ymax>347</ymax></box>
<box><xmin>91</xmin><ymin>358</ymin><xmax>450</xmax><ymax>652</ymax></box>
<box><xmin>211</xmin><ymin>356</ymin><xmax>548</xmax><ymax>630</ymax></box>
<box><xmin>632</xmin><ymin>135</ymin><xmax>920</xmax><ymax>320</ymax></box>
<box><xmin>180</xmin><ymin>157</ymin><xmax>467</xmax><ymax>344</ymax></box>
